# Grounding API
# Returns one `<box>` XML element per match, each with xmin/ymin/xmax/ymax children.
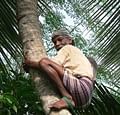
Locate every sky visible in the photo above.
<box><xmin>39</xmin><ymin>10</ymin><xmax>94</xmax><ymax>41</ymax></box>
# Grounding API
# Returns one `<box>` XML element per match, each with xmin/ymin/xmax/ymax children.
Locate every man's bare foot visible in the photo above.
<box><xmin>49</xmin><ymin>97</ymin><xmax>75</xmax><ymax>110</ymax></box>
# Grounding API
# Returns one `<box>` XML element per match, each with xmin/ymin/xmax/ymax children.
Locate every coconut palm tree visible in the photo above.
<box><xmin>0</xmin><ymin>0</ymin><xmax>120</xmax><ymax>115</ymax></box>
<box><xmin>16</xmin><ymin>0</ymin><xmax>72</xmax><ymax>115</ymax></box>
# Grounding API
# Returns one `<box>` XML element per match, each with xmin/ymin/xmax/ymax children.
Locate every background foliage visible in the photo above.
<box><xmin>0</xmin><ymin>0</ymin><xmax>120</xmax><ymax>114</ymax></box>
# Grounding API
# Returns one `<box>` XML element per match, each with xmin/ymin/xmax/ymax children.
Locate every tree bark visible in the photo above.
<box><xmin>17</xmin><ymin>0</ymin><xmax>72</xmax><ymax>115</ymax></box>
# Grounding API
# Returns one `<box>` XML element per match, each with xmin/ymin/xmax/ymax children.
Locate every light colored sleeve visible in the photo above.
<box><xmin>51</xmin><ymin>45</ymin><xmax>69</xmax><ymax>65</ymax></box>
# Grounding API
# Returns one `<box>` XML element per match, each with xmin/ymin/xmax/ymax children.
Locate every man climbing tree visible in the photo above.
<box><xmin>24</xmin><ymin>29</ymin><xmax>97</xmax><ymax>110</ymax></box>
<box><xmin>17</xmin><ymin>0</ymin><xmax>97</xmax><ymax>114</ymax></box>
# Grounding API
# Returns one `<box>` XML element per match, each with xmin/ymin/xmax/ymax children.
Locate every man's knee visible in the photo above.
<box><xmin>39</xmin><ymin>58</ymin><xmax>49</xmax><ymax>67</ymax></box>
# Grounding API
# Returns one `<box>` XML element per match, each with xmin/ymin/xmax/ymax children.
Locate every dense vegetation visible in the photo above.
<box><xmin>0</xmin><ymin>0</ymin><xmax>120</xmax><ymax>114</ymax></box>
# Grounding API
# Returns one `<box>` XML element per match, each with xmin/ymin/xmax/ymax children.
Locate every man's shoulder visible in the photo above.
<box><xmin>63</xmin><ymin>45</ymin><xmax>76</xmax><ymax>49</ymax></box>
<box><xmin>59</xmin><ymin>45</ymin><xmax>79</xmax><ymax>53</ymax></box>
<box><xmin>65</xmin><ymin>45</ymin><xmax>80</xmax><ymax>51</ymax></box>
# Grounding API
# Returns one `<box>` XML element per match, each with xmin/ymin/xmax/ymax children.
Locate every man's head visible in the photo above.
<box><xmin>52</xmin><ymin>29</ymin><xmax>75</xmax><ymax>51</ymax></box>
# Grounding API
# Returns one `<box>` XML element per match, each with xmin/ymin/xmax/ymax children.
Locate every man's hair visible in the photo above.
<box><xmin>87</xmin><ymin>56</ymin><xmax>98</xmax><ymax>71</ymax></box>
<box><xmin>52</xmin><ymin>29</ymin><xmax>75</xmax><ymax>45</ymax></box>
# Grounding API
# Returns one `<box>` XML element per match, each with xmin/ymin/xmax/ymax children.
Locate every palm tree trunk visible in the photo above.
<box><xmin>17</xmin><ymin>0</ymin><xmax>71</xmax><ymax>114</ymax></box>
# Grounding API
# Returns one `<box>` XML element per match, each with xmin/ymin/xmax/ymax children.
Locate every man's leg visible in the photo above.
<box><xmin>24</xmin><ymin>57</ymin><xmax>75</xmax><ymax>109</ymax></box>
<box><xmin>39</xmin><ymin>58</ymin><xmax>72</xmax><ymax>99</ymax></box>
<box><xmin>39</xmin><ymin>58</ymin><xmax>75</xmax><ymax>109</ymax></box>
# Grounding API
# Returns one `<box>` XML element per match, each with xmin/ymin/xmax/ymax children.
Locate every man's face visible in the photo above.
<box><xmin>52</xmin><ymin>36</ymin><xmax>72</xmax><ymax>51</ymax></box>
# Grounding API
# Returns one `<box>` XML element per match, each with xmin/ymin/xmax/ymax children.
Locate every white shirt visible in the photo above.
<box><xmin>52</xmin><ymin>45</ymin><xmax>96</xmax><ymax>80</ymax></box>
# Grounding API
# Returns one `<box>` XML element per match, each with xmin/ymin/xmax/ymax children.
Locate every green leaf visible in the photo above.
<box><xmin>12</xmin><ymin>105</ymin><xmax>17</xmax><ymax>113</ymax></box>
<box><xmin>6</xmin><ymin>97</ymin><xmax>13</xmax><ymax>104</ymax></box>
